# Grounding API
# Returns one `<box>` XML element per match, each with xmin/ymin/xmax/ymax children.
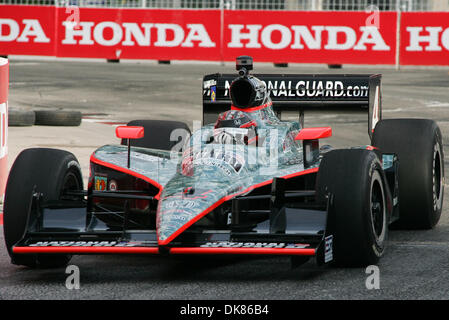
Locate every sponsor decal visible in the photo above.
<box><xmin>194</xmin><ymin>158</ymin><xmax>234</xmax><ymax>176</ymax></box>
<box><xmin>164</xmin><ymin>188</ymin><xmax>214</xmax><ymax>201</ymax></box>
<box><xmin>324</xmin><ymin>235</ymin><xmax>333</xmax><ymax>263</ymax></box>
<box><xmin>197</xmin><ymin>148</ymin><xmax>245</xmax><ymax>172</ymax></box>
<box><xmin>163</xmin><ymin>212</ymin><xmax>189</xmax><ymax>221</ymax></box>
<box><xmin>207</xmin><ymin>80</ymin><xmax>369</xmax><ymax>99</ymax></box>
<box><xmin>94</xmin><ymin>175</ymin><xmax>107</xmax><ymax>191</ymax></box>
<box><xmin>130</xmin><ymin>151</ymin><xmax>160</xmax><ymax>162</ymax></box>
<box><xmin>28</xmin><ymin>241</ymin><xmax>155</xmax><ymax>247</ymax></box>
<box><xmin>227</xmin><ymin>212</ymin><xmax>232</xmax><ymax>225</ymax></box>
<box><xmin>210</xmin><ymin>85</ymin><xmax>216</xmax><ymax>102</ymax></box>
<box><xmin>203</xmin><ymin>79</ymin><xmax>217</xmax><ymax>89</ymax></box>
<box><xmin>182</xmin><ymin>147</ymin><xmax>246</xmax><ymax>176</ymax></box>
<box><xmin>109</xmin><ymin>179</ymin><xmax>117</xmax><ymax>191</ymax></box>
<box><xmin>200</xmin><ymin>241</ymin><xmax>310</xmax><ymax>249</ymax></box>
<box><xmin>164</xmin><ymin>200</ymin><xmax>197</xmax><ymax>209</ymax></box>
<box><xmin>372</xmin><ymin>86</ymin><xmax>380</xmax><ymax>132</ymax></box>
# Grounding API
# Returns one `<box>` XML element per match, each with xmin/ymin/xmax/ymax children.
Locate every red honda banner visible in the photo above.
<box><xmin>1</xmin><ymin>5</ymin><xmax>449</xmax><ymax>66</ymax></box>
<box><xmin>56</xmin><ymin>8</ymin><xmax>221</xmax><ymax>60</ymax></box>
<box><xmin>0</xmin><ymin>5</ymin><xmax>56</xmax><ymax>56</ymax></box>
<box><xmin>400</xmin><ymin>12</ymin><xmax>449</xmax><ymax>66</ymax></box>
<box><xmin>222</xmin><ymin>10</ymin><xmax>398</xmax><ymax>64</ymax></box>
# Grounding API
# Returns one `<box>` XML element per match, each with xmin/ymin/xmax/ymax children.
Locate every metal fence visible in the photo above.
<box><xmin>0</xmin><ymin>0</ymin><xmax>447</xmax><ymax>10</ymax></box>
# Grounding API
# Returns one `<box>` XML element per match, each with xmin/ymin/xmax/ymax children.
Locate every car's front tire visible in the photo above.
<box><xmin>316</xmin><ymin>149</ymin><xmax>391</xmax><ymax>267</ymax></box>
<box><xmin>4</xmin><ymin>148</ymin><xmax>83</xmax><ymax>268</ymax></box>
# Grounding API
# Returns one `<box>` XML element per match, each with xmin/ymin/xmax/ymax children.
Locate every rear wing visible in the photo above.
<box><xmin>202</xmin><ymin>74</ymin><xmax>382</xmax><ymax>138</ymax></box>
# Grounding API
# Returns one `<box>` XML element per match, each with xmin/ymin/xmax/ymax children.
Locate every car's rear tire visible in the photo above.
<box><xmin>372</xmin><ymin>119</ymin><xmax>444</xmax><ymax>229</ymax></box>
<box><xmin>316</xmin><ymin>149</ymin><xmax>390</xmax><ymax>267</ymax></box>
<box><xmin>3</xmin><ymin>148</ymin><xmax>83</xmax><ymax>268</ymax></box>
<box><xmin>122</xmin><ymin>120</ymin><xmax>191</xmax><ymax>152</ymax></box>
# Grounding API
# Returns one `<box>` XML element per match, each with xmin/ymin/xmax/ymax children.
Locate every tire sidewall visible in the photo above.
<box><xmin>58</xmin><ymin>159</ymin><xmax>83</xmax><ymax>199</ymax></box>
<box><xmin>429</xmin><ymin>127</ymin><xmax>444</xmax><ymax>227</ymax></box>
<box><xmin>365</xmin><ymin>163</ymin><xmax>388</xmax><ymax>260</ymax></box>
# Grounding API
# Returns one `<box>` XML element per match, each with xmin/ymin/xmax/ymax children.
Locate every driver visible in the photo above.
<box><xmin>213</xmin><ymin>110</ymin><xmax>258</xmax><ymax>146</ymax></box>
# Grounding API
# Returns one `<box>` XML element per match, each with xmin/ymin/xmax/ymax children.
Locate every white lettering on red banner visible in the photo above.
<box><xmin>0</xmin><ymin>6</ymin><xmax>448</xmax><ymax>66</ymax></box>
<box><xmin>61</xmin><ymin>22</ymin><xmax>215</xmax><ymax>48</ymax></box>
<box><xmin>0</xmin><ymin>18</ymin><xmax>50</xmax><ymax>43</ymax></box>
<box><xmin>228</xmin><ymin>24</ymin><xmax>390</xmax><ymax>51</ymax></box>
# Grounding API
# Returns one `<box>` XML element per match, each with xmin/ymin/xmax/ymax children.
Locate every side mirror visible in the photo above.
<box><xmin>295</xmin><ymin>127</ymin><xmax>332</xmax><ymax>140</ymax></box>
<box><xmin>115</xmin><ymin>126</ymin><xmax>144</xmax><ymax>140</ymax></box>
<box><xmin>115</xmin><ymin>126</ymin><xmax>144</xmax><ymax>168</ymax></box>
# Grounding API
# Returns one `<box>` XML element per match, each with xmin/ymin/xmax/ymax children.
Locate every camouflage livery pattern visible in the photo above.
<box><xmin>93</xmin><ymin>104</ymin><xmax>317</xmax><ymax>244</ymax></box>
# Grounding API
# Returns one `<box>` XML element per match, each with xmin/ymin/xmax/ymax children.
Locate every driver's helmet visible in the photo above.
<box><xmin>213</xmin><ymin>110</ymin><xmax>257</xmax><ymax>145</ymax></box>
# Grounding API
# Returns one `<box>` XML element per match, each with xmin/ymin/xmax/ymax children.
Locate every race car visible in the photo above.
<box><xmin>3</xmin><ymin>56</ymin><xmax>444</xmax><ymax>268</ymax></box>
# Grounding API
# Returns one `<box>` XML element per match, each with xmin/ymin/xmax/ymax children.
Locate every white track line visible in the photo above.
<box><xmin>390</xmin><ymin>241</ymin><xmax>449</xmax><ymax>248</ymax></box>
<box><xmin>426</xmin><ymin>101</ymin><xmax>449</xmax><ymax>108</ymax></box>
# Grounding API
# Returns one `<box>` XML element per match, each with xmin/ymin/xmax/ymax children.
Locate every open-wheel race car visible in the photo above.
<box><xmin>3</xmin><ymin>56</ymin><xmax>444</xmax><ymax>269</ymax></box>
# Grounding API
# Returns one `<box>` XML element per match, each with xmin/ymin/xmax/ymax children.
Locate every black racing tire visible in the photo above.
<box><xmin>372</xmin><ymin>119</ymin><xmax>444</xmax><ymax>229</ymax></box>
<box><xmin>328</xmin><ymin>64</ymin><xmax>343</xmax><ymax>69</ymax></box>
<box><xmin>34</xmin><ymin>110</ymin><xmax>82</xmax><ymax>126</ymax></box>
<box><xmin>122</xmin><ymin>120</ymin><xmax>191</xmax><ymax>152</ymax></box>
<box><xmin>316</xmin><ymin>149</ymin><xmax>390</xmax><ymax>267</ymax></box>
<box><xmin>8</xmin><ymin>109</ymin><xmax>35</xmax><ymax>126</ymax></box>
<box><xmin>3</xmin><ymin>148</ymin><xmax>83</xmax><ymax>268</ymax></box>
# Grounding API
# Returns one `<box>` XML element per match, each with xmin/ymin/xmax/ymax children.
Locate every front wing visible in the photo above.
<box><xmin>11</xmin><ymin>187</ymin><xmax>332</xmax><ymax>265</ymax></box>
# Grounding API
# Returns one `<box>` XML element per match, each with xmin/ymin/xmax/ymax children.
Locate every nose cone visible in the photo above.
<box><xmin>156</xmin><ymin>179</ymin><xmax>234</xmax><ymax>245</ymax></box>
<box><xmin>156</xmin><ymin>140</ymin><xmax>255</xmax><ymax>245</ymax></box>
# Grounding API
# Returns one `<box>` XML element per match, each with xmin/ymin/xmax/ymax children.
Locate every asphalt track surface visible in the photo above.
<box><xmin>1</xmin><ymin>59</ymin><xmax>449</xmax><ymax>300</ymax></box>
